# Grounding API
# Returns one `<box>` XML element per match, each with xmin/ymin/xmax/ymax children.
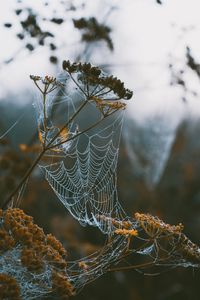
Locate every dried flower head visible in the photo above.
<box><xmin>135</xmin><ymin>212</ymin><xmax>184</xmax><ymax>238</ymax></box>
<box><xmin>30</xmin><ymin>74</ymin><xmax>64</xmax><ymax>94</ymax></box>
<box><xmin>62</xmin><ymin>60</ymin><xmax>133</xmax><ymax>101</ymax></box>
<box><xmin>29</xmin><ymin>75</ymin><xmax>41</xmax><ymax>81</ymax></box>
<box><xmin>0</xmin><ymin>274</ymin><xmax>21</xmax><ymax>300</ymax></box>
<box><xmin>0</xmin><ymin>208</ymin><xmax>73</xmax><ymax>299</ymax></box>
<box><xmin>93</xmin><ymin>97</ymin><xmax>126</xmax><ymax>116</ymax></box>
<box><xmin>42</xmin><ymin>75</ymin><xmax>56</xmax><ymax>84</ymax></box>
<box><xmin>52</xmin><ymin>271</ymin><xmax>75</xmax><ymax>299</ymax></box>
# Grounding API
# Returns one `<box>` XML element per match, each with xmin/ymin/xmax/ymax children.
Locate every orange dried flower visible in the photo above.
<box><xmin>52</xmin><ymin>271</ymin><xmax>75</xmax><ymax>299</ymax></box>
<box><xmin>0</xmin><ymin>229</ymin><xmax>15</xmax><ymax>251</ymax></box>
<box><xmin>1</xmin><ymin>208</ymin><xmax>68</xmax><ymax>274</ymax></box>
<box><xmin>0</xmin><ymin>274</ymin><xmax>21</xmax><ymax>300</ymax></box>
<box><xmin>135</xmin><ymin>212</ymin><xmax>184</xmax><ymax>238</ymax></box>
<box><xmin>78</xmin><ymin>261</ymin><xmax>88</xmax><ymax>270</ymax></box>
<box><xmin>47</xmin><ymin>233</ymin><xmax>68</xmax><ymax>259</ymax></box>
<box><xmin>115</xmin><ymin>228</ymin><xmax>138</xmax><ymax>237</ymax></box>
<box><xmin>21</xmin><ymin>248</ymin><xmax>44</xmax><ymax>272</ymax></box>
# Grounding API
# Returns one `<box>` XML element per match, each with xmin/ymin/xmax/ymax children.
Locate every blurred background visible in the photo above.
<box><xmin>1</xmin><ymin>0</ymin><xmax>200</xmax><ymax>299</ymax></box>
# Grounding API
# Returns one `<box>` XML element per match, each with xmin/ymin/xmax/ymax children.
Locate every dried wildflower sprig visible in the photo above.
<box><xmin>62</xmin><ymin>60</ymin><xmax>132</xmax><ymax>117</ymax></box>
<box><xmin>135</xmin><ymin>213</ymin><xmax>184</xmax><ymax>238</ymax></box>
<box><xmin>0</xmin><ymin>208</ymin><xmax>74</xmax><ymax>299</ymax></box>
<box><xmin>93</xmin><ymin>97</ymin><xmax>126</xmax><ymax>117</ymax></box>
<box><xmin>135</xmin><ymin>213</ymin><xmax>200</xmax><ymax>265</ymax></box>
<box><xmin>2</xmin><ymin>61</ymin><xmax>133</xmax><ymax>209</ymax></box>
<box><xmin>109</xmin><ymin>212</ymin><xmax>200</xmax><ymax>273</ymax></box>
<box><xmin>105</xmin><ymin>216</ymin><xmax>200</xmax><ymax>276</ymax></box>
<box><xmin>62</xmin><ymin>60</ymin><xmax>133</xmax><ymax>100</ymax></box>
<box><xmin>30</xmin><ymin>75</ymin><xmax>65</xmax><ymax>149</ymax></box>
<box><xmin>30</xmin><ymin>75</ymin><xmax>64</xmax><ymax>94</ymax></box>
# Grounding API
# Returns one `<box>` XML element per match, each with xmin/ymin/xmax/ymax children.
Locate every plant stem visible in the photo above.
<box><xmin>2</xmin><ymin>149</ymin><xmax>46</xmax><ymax>209</ymax></box>
<box><xmin>70</xmin><ymin>73</ymin><xmax>88</xmax><ymax>97</ymax></box>
<box><xmin>43</xmin><ymin>92</ymin><xmax>48</xmax><ymax>147</ymax></box>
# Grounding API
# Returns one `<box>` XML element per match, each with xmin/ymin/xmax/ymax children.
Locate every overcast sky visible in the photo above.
<box><xmin>0</xmin><ymin>0</ymin><xmax>200</xmax><ymax>124</ymax></box>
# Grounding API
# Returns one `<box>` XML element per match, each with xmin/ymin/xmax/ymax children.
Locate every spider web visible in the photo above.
<box><xmin>36</xmin><ymin>76</ymin><xmax>127</xmax><ymax>234</ymax></box>
<box><xmin>40</xmin><ymin>113</ymin><xmax>126</xmax><ymax>234</ymax></box>
<box><xmin>124</xmin><ymin>115</ymin><xmax>177</xmax><ymax>187</ymax></box>
<box><xmin>67</xmin><ymin>234</ymin><xmax>129</xmax><ymax>292</ymax></box>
